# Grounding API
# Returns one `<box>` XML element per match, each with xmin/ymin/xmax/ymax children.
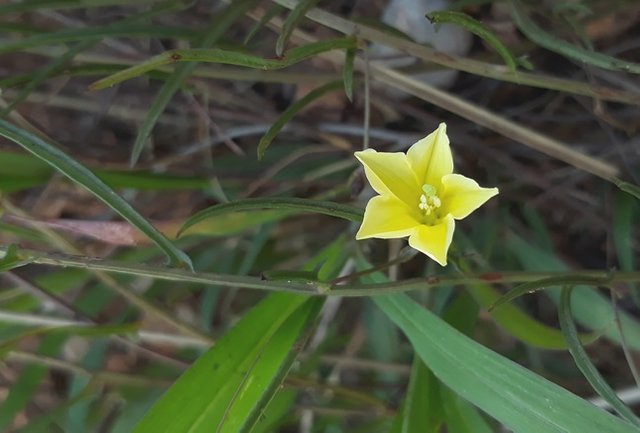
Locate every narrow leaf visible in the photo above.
<box><xmin>426</xmin><ymin>10</ymin><xmax>523</xmax><ymax>71</ymax></box>
<box><xmin>0</xmin><ymin>119</ymin><xmax>192</xmax><ymax>269</ymax></box>
<box><xmin>613</xmin><ymin>177</ymin><xmax>640</xmax><ymax>201</ymax></box>
<box><xmin>508</xmin><ymin>234</ymin><xmax>640</xmax><ymax>349</ymax></box>
<box><xmin>89</xmin><ymin>37</ymin><xmax>357</xmax><ymax>90</ymax></box>
<box><xmin>510</xmin><ymin>0</ymin><xmax>640</xmax><ymax>74</ymax></box>
<box><xmin>0</xmin><ymin>244</ymin><xmax>33</xmax><ymax>272</ymax></box>
<box><xmin>132</xmin><ymin>293</ymin><xmax>322</xmax><ymax>433</ymax></box>
<box><xmin>400</xmin><ymin>357</ymin><xmax>443</xmax><ymax>433</ymax></box>
<box><xmin>441</xmin><ymin>387</ymin><xmax>493</xmax><ymax>433</ymax></box>
<box><xmin>343</xmin><ymin>46</ymin><xmax>356</xmax><ymax>101</ymax></box>
<box><xmin>258</xmin><ymin>80</ymin><xmax>343</xmax><ymax>159</ymax></box>
<box><xmin>127</xmin><ymin>0</ymin><xmax>261</xmax><ymax>166</ymax></box>
<box><xmin>559</xmin><ymin>287</ymin><xmax>640</xmax><ymax>426</ymax></box>
<box><xmin>471</xmin><ymin>283</ymin><xmax>598</xmax><ymax>350</ymax></box>
<box><xmin>489</xmin><ymin>275</ymin><xmax>611</xmax><ymax>311</ymax></box>
<box><xmin>276</xmin><ymin>0</ymin><xmax>321</xmax><ymax>56</ymax></box>
<box><xmin>178</xmin><ymin>197</ymin><xmax>363</xmax><ymax>236</ymax></box>
<box><xmin>375</xmin><ymin>292</ymin><xmax>639</xmax><ymax>433</ymax></box>
<box><xmin>245</xmin><ymin>4</ymin><xmax>284</xmax><ymax>44</ymax></box>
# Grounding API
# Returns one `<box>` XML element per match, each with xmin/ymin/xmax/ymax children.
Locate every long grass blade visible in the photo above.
<box><xmin>178</xmin><ymin>197</ymin><xmax>363</xmax><ymax>236</ymax></box>
<box><xmin>89</xmin><ymin>37</ymin><xmax>357</xmax><ymax>90</ymax></box>
<box><xmin>376</xmin><ymin>292</ymin><xmax>640</xmax><ymax>433</ymax></box>
<box><xmin>559</xmin><ymin>287</ymin><xmax>640</xmax><ymax>426</ymax></box>
<box><xmin>275</xmin><ymin>0</ymin><xmax>321</xmax><ymax>56</ymax></box>
<box><xmin>489</xmin><ymin>275</ymin><xmax>611</xmax><ymax>311</ymax></box>
<box><xmin>258</xmin><ymin>80</ymin><xmax>344</xmax><ymax>159</ymax></box>
<box><xmin>426</xmin><ymin>10</ymin><xmax>525</xmax><ymax>71</ymax></box>
<box><xmin>510</xmin><ymin>0</ymin><xmax>640</xmax><ymax>74</ymax></box>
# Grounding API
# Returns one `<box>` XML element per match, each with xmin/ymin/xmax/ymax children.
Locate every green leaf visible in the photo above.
<box><xmin>426</xmin><ymin>10</ymin><xmax>523</xmax><ymax>71</ymax></box>
<box><xmin>614</xmin><ymin>192</ymin><xmax>637</xmax><ymax>272</ymax></box>
<box><xmin>613</xmin><ymin>177</ymin><xmax>640</xmax><ymax>201</ymax></box>
<box><xmin>489</xmin><ymin>275</ymin><xmax>611</xmax><ymax>311</ymax></box>
<box><xmin>613</xmin><ymin>191</ymin><xmax>639</xmax><ymax>306</ymax></box>
<box><xmin>470</xmin><ymin>283</ymin><xmax>598</xmax><ymax>350</ymax></box>
<box><xmin>441</xmin><ymin>387</ymin><xmax>493</xmax><ymax>433</ymax></box>
<box><xmin>399</xmin><ymin>357</ymin><xmax>443</xmax><ymax>433</ymax></box>
<box><xmin>132</xmin><ymin>293</ymin><xmax>322</xmax><ymax>433</ymax></box>
<box><xmin>178</xmin><ymin>197</ymin><xmax>363</xmax><ymax>236</ymax></box>
<box><xmin>0</xmin><ymin>119</ymin><xmax>192</xmax><ymax>269</ymax></box>
<box><xmin>375</xmin><ymin>292</ymin><xmax>640</xmax><ymax>433</ymax></box>
<box><xmin>257</xmin><ymin>80</ymin><xmax>344</xmax><ymax>159</ymax></box>
<box><xmin>559</xmin><ymin>287</ymin><xmax>640</xmax><ymax>426</ymax></box>
<box><xmin>89</xmin><ymin>37</ymin><xmax>358</xmax><ymax>90</ymax></box>
<box><xmin>343</xmin><ymin>46</ymin><xmax>356</xmax><ymax>101</ymax></box>
<box><xmin>244</xmin><ymin>4</ymin><xmax>284</xmax><ymax>44</ymax></box>
<box><xmin>276</xmin><ymin>0</ymin><xmax>321</xmax><ymax>56</ymax></box>
<box><xmin>0</xmin><ymin>244</ymin><xmax>33</xmax><ymax>272</ymax></box>
<box><xmin>510</xmin><ymin>0</ymin><xmax>640</xmax><ymax>74</ymax></box>
<box><xmin>508</xmin><ymin>234</ymin><xmax>640</xmax><ymax>349</ymax></box>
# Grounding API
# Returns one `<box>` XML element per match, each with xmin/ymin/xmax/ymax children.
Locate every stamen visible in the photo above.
<box><xmin>417</xmin><ymin>184</ymin><xmax>441</xmax><ymax>218</ymax></box>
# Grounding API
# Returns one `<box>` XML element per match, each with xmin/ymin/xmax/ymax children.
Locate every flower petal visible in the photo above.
<box><xmin>406</xmin><ymin>123</ymin><xmax>453</xmax><ymax>188</ymax></box>
<box><xmin>408</xmin><ymin>215</ymin><xmax>455</xmax><ymax>266</ymax></box>
<box><xmin>355</xmin><ymin>149</ymin><xmax>420</xmax><ymax>206</ymax></box>
<box><xmin>440</xmin><ymin>174</ymin><xmax>499</xmax><ymax>220</ymax></box>
<box><xmin>356</xmin><ymin>195</ymin><xmax>420</xmax><ymax>239</ymax></box>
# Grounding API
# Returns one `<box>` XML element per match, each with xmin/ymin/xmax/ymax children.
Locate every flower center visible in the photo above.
<box><xmin>418</xmin><ymin>184</ymin><xmax>441</xmax><ymax>218</ymax></box>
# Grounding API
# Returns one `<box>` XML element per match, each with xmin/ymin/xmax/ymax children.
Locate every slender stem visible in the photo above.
<box><xmin>4</xmin><ymin>246</ymin><xmax>640</xmax><ymax>297</ymax></box>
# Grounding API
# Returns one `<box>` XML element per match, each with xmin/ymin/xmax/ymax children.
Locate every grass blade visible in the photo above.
<box><xmin>343</xmin><ymin>46</ymin><xmax>356</xmax><ymax>101</ymax></box>
<box><xmin>0</xmin><ymin>119</ymin><xmax>192</xmax><ymax>269</ymax></box>
<box><xmin>375</xmin><ymin>292</ymin><xmax>640</xmax><ymax>433</ymax></box>
<box><xmin>178</xmin><ymin>197</ymin><xmax>363</xmax><ymax>236</ymax></box>
<box><xmin>275</xmin><ymin>0</ymin><xmax>321</xmax><ymax>56</ymax></box>
<box><xmin>426</xmin><ymin>10</ymin><xmax>525</xmax><ymax>71</ymax></box>
<box><xmin>245</xmin><ymin>4</ymin><xmax>284</xmax><ymax>44</ymax></box>
<box><xmin>398</xmin><ymin>357</ymin><xmax>443</xmax><ymax>433</ymax></box>
<box><xmin>127</xmin><ymin>0</ymin><xmax>260</xmax><ymax>166</ymax></box>
<box><xmin>89</xmin><ymin>37</ymin><xmax>357</xmax><ymax>90</ymax></box>
<box><xmin>613</xmin><ymin>177</ymin><xmax>640</xmax><ymax>201</ymax></box>
<box><xmin>489</xmin><ymin>275</ymin><xmax>611</xmax><ymax>311</ymax></box>
<box><xmin>508</xmin><ymin>234</ymin><xmax>640</xmax><ymax>349</ymax></box>
<box><xmin>132</xmin><ymin>293</ymin><xmax>322</xmax><ymax>433</ymax></box>
<box><xmin>257</xmin><ymin>80</ymin><xmax>343</xmax><ymax>159</ymax></box>
<box><xmin>510</xmin><ymin>0</ymin><xmax>640</xmax><ymax>74</ymax></box>
<box><xmin>470</xmin><ymin>283</ymin><xmax>598</xmax><ymax>349</ymax></box>
<box><xmin>0</xmin><ymin>244</ymin><xmax>34</xmax><ymax>272</ymax></box>
<box><xmin>559</xmin><ymin>287</ymin><xmax>640</xmax><ymax>426</ymax></box>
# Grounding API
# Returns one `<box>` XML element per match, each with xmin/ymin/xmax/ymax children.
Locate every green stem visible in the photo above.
<box><xmin>4</xmin><ymin>246</ymin><xmax>640</xmax><ymax>297</ymax></box>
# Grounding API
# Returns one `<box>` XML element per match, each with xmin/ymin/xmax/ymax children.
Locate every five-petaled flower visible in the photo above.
<box><xmin>355</xmin><ymin>123</ymin><xmax>498</xmax><ymax>266</ymax></box>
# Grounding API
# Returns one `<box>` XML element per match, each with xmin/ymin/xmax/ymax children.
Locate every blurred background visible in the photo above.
<box><xmin>0</xmin><ymin>0</ymin><xmax>639</xmax><ymax>431</ymax></box>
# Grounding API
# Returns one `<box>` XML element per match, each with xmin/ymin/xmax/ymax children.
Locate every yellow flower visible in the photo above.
<box><xmin>355</xmin><ymin>123</ymin><xmax>498</xmax><ymax>266</ymax></box>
